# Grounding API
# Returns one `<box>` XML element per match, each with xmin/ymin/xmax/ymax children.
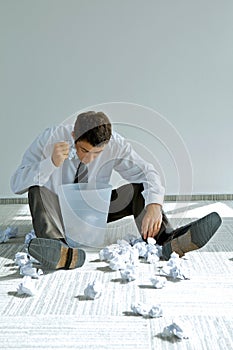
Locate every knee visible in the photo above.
<box><xmin>28</xmin><ymin>186</ymin><xmax>41</xmax><ymax>208</ymax></box>
<box><xmin>120</xmin><ymin>183</ymin><xmax>143</xmax><ymax>195</ymax></box>
<box><xmin>132</xmin><ymin>183</ymin><xmax>144</xmax><ymax>193</ymax></box>
<box><xmin>28</xmin><ymin>186</ymin><xmax>40</xmax><ymax>198</ymax></box>
<box><xmin>28</xmin><ymin>185</ymin><xmax>40</xmax><ymax>192</ymax></box>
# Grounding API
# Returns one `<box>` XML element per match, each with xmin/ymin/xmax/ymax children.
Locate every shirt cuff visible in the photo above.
<box><xmin>142</xmin><ymin>190</ymin><xmax>164</xmax><ymax>207</ymax></box>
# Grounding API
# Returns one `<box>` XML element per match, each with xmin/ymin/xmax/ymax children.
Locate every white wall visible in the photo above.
<box><xmin>1</xmin><ymin>0</ymin><xmax>233</xmax><ymax>197</ymax></box>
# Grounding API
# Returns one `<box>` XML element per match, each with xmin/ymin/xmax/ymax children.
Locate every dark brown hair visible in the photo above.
<box><xmin>74</xmin><ymin>111</ymin><xmax>112</xmax><ymax>146</ymax></box>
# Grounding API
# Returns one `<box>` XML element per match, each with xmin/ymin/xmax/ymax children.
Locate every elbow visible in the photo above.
<box><xmin>10</xmin><ymin>175</ymin><xmax>25</xmax><ymax>195</ymax></box>
<box><xmin>10</xmin><ymin>176</ymin><xmax>17</xmax><ymax>194</ymax></box>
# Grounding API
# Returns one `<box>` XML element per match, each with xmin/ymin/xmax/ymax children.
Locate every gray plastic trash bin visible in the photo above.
<box><xmin>58</xmin><ymin>183</ymin><xmax>112</xmax><ymax>248</ymax></box>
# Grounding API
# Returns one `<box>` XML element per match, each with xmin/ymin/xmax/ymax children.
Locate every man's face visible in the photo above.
<box><xmin>74</xmin><ymin>139</ymin><xmax>106</xmax><ymax>164</ymax></box>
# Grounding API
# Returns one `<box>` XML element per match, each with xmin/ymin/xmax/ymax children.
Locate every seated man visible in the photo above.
<box><xmin>11</xmin><ymin>111</ymin><xmax>222</xmax><ymax>270</ymax></box>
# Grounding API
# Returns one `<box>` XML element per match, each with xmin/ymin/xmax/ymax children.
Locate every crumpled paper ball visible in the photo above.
<box><xmin>131</xmin><ymin>302</ymin><xmax>163</xmax><ymax>318</ymax></box>
<box><xmin>147</xmin><ymin>252</ymin><xmax>160</xmax><ymax>264</ymax></box>
<box><xmin>133</xmin><ymin>241</ymin><xmax>148</xmax><ymax>258</ymax></box>
<box><xmin>120</xmin><ymin>264</ymin><xmax>137</xmax><ymax>282</ymax></box>
<box><xmin>17</xmin><ymin>276</ymin><xmax>36</xmax><ymax>296</ymax></box>
<box><xmin>132</xmin><ymin>237</ymin><xmax>162</xmax><ymax>263</ymax></box>
<box><xmin>99</xmin><ymin>240</ymin><xmax>139</xmax><ymax>271</ymax></box>
<box><xmin>0</xmin><ymin>227</ymin><xmax>18</xmax><ymax>243</ymax></box>
<box><xmin>150</xmin><ymin>276</ymin><xmax>167</xmax><ymax>289</ymax></box>
<box><xmin>161</xmin><ymin>322</ymin><xmax>189</xmax><ymax>339</ymax></box>
<box><xmin>15</xmin><ymin>251</ymin><xmax>41</xmax><ymax>271</ymax></box>
<box><xmin>20</xmin><ymin>263</ymin><xmax>43</xmax><ymax>279</ymax></box>
<box><xmin>24</xmin><ymin>229</ymin><xmax>36</xmax><ymax>245</ymax></box>
<box><xmin>14</xmin><ymin>249</ymin><xmax>43</xmax><ymax>298</ymax></box>
<box><xmin>68</xmin><ymin>145</ymin><xmax>77</xmax><ymax>160</ymax></box>
<box><xmin>15</xmin><ymin>252</ymin><xmax>30</xmax><ymax>267</ymax></box>
<box><xmin>160</xmin><ymin>252</ymin><xmax>189</xmax><ymax>280</ymax></box>
<box><xmin>84</xmin><ymin>280</ymin><xmax>103</xmax><ymax>299</ymax></box>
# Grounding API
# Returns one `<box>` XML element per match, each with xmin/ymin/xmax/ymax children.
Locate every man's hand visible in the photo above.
<box><xmin>51</xmin><ymin>142</ymin><xmax>70</xmax><ymax>167</ymax></box>
<box><xmin>141</xmin><ymin>203</ymin><xmax>162</xmax><ymax>240</ymax></box>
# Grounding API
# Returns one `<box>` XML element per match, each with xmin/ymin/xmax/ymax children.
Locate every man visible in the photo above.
<box><xmin>11</xmin><ymin>111</ymin><xmax>222</xmax><ymax>270</ymax></box>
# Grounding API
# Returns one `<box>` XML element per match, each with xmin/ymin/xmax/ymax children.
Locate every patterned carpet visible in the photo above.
<box><xmin>0</xmin><ymin>202</ymin><xmax>233</xmax><ymax>349</ymax></box>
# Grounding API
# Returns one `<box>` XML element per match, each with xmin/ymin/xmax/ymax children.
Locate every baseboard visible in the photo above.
<box><xmin>164</xmin><ymin>194</ymin><xmax>233</xmax><ymax>201</ymax></box>
<box><xmin>1</xmin><ymin>194</ymin><xmax>233</xmax><ymax>205</ymax></box>
<box><xmin>0</xmin><ymin>198</ymin><xmax>28</xmax><ymax>205</ymax></box>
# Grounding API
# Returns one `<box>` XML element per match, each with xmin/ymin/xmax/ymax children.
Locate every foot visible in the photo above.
<box><xmin>162</xmin><ymin>212</ymin><xmax>222</xmax><ymax>260</ymax></box>
<box><xmin>28</xmin><ymin>238</ymin><xmax>86</xmax><ymax>270</ymax></box>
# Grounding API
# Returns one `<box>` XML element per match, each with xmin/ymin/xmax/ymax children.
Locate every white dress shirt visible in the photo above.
<box><xmin>11</xmin><ymin>124</ymin><xmax>165</xmax><ymax>206</ymax></box>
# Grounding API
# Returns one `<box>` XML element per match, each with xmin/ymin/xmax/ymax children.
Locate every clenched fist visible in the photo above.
<box><xmin>51</xmin><ymin>142</ymin><xmax>70</xmax><ymax>167</ymax></box>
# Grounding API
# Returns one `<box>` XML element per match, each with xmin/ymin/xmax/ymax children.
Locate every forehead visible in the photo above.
<box><xmin>76</xmin><ymin>140</ymin><xmax>106</xmax><ymax>153</ymax></box>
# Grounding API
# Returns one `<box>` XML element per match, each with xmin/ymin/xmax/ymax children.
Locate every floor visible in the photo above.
<box><xmin>0</xmin><ymin>200</ymin><xmax>233</xmax><ymax>349</ymax></box>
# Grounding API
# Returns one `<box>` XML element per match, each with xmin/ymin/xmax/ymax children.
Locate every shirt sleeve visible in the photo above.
<box><xmin>112</xmin><ymin>134</ymin><xmax>165</xmax><ymax>206</ymax></box>
<box><xmin>10</xmin><ymin>128</ymin><xmax>58</xmax><ymax>194</ymax></box>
